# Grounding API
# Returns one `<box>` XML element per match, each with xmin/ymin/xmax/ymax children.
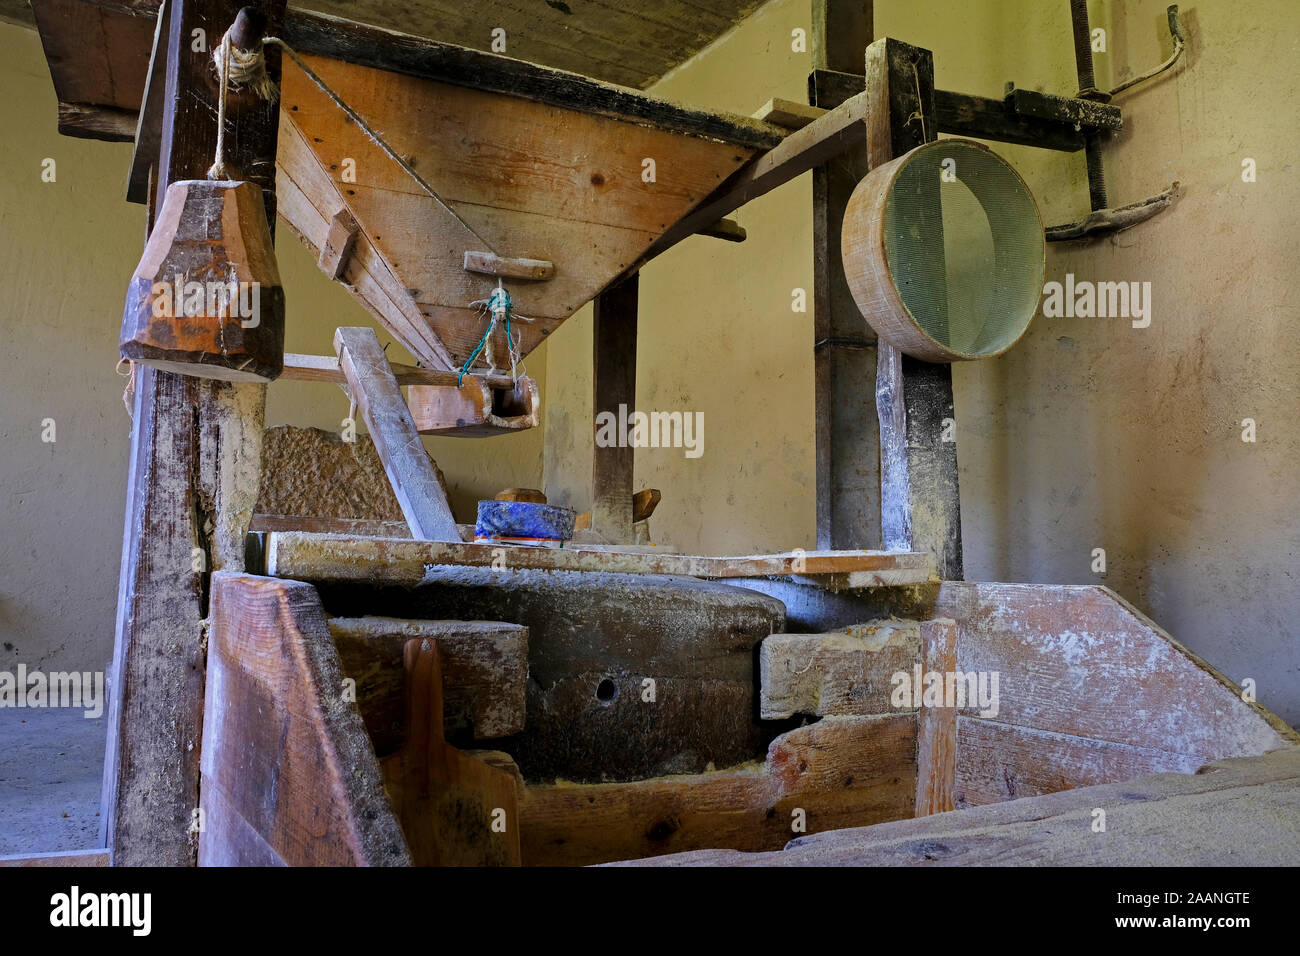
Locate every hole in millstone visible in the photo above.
<box><xmin>596</xmin><ymin>678</ymin><xmax>618</xmax><ymax>704</ymax></box>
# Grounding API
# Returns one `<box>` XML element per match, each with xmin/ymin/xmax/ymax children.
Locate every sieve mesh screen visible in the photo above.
<box><xmin>883</xmin><ymin>141</ymin><xmax>1044</xmax><ymax>359</ymax></box>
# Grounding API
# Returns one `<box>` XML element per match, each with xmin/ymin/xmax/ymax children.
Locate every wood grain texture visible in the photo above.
<box><xmin>278</xmin><ymin>54</ymin><xmax>756</xmax><ymax>370</ymax></box>
<box><xmin>934</xmin><ymin>582</ymin><xmax>1299</xmax><ymax>758</ymax></box>
<box><xmin>954</xmin><ymin>717</ymin><xmax>1205</xmax><ymax>808</ymax></box>
<box><xmin>759</xmin><ymin>622</ymin><xmax>920</xmax><ymax>719</ymax></box>
<box><xmin>521</xmin><ymin>714</ymin><xmax>916</xmax><ymax>866</ymax></box>
<box><xmin>264</xmin><ymin>531</ymin><xmax>934</xmax><ymax>585</ymax></box>
<box><xmin>318</xmin><ymin>206</ymin><xmax>359</xmax><ymax>279</ymax></box>
<box><xmin>101</xmin><ymin>0</ymin><xmax>282</xmax><ymax>868</ymax></box>
<box><xmin>379</xmin><ymin>639</ymin><xmax>522</xmax><ymax>866</ymax></box>
<box><xmin>0</xmin><ymin>849</ymin><xmax>110</xmax><ymax>867</ymax></box>
<box><xmin>200</xmin><ymin>573</ymin><xmax>410</xmax><ymax>866</ymax></box>
<box><xmin>915</xmin><ymin>618</ymin><xmax>957</xmax><ymax>815</ymax></box>
<box><xmin>333</xmin><ymin>326</ymin><xmax>459</xmax><ymax>541</ymax></box>
<box><xmin>616</xmin><ymin>746</ymin><xmax>1300</xmax><ymax>866</ymax></box>
<box><xmin>327</xmin><ymin>617</ymin><xmax>528</xmax><ymax>754</ymax></box>
<box><xmin>407</xmin><ymin>376</ymin><xmax>540</xmax><ymax>438</ymax></box>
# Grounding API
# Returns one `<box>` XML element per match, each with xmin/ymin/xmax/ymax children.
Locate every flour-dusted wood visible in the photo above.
<box><xmin>264</xmin><ymin>531</ymin><xmax>934</xmax><ymax>584</ymax></box>
<box><xmin>759</xmin><ymin>622</ymin><xmax>921</xmax><ymax>719</ymax></box>
<box><xmin>200</xmin><ymin>573</ymin><xmax>410</xmax><ymax>866</ymax></box>
<box><xmin>333</xmin><ymin>326</ymin><xmax>460</xmax><ymax>541</ymax></box>
<box><xmin>521</xmin><ymin>714</ymin><xmax>917</xmax><ymax>866</ymax></box>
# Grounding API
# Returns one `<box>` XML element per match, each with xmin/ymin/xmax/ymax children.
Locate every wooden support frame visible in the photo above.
<box><xmin>333</xmin><ymin>326</ymin><xmax>460</xmax><ymax>541</ymax></box>
<box><xmin>591</xmin><ymin>274</ymin><xmax>638</xmax><ymax>544</ymax></box>
<box><xmin>865</xmin><ymin>38</ymin><xmax>964</xmax><ymax>579</ymax></box>
<box><xmin>811</xmin><ymin>0</ymin><xmax>879</xmax><ymax>551</ymax></box>
<box><xmin>101</xmin><ymin>0</ymin><xmax>284</xmax><ymax>867</ymax></box>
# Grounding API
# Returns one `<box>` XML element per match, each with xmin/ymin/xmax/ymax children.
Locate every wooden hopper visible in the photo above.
<box><xmin>274</xmin><ymin>26</ymin><xmax>783</xmax><ymax>375</ymax></box>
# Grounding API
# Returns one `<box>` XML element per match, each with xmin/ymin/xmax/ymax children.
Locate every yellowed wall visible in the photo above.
<box><xmin>541</xmin><ymin>0</ymin><xmax>1300</xmax><ymax>725</ymax></box>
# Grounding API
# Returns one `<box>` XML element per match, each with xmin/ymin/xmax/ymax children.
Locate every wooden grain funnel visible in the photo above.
<box><xmin>273</xmin><ymin>22</ymin><xmax>782</xmax><ymax>375</ymax></box>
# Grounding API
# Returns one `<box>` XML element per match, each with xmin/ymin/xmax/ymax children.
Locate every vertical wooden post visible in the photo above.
<box><xmin>811</xmin><ymin>1</ymin><xmax>880</xmax><ymax>551</ymax></box>
<box><xmin>915</xmin><ymin>618</ymin><xmax>957</xmax><ymax>816</ymax></box>
<box><xmin>591</xmin><ymin>273</ymin><xmax>638</xmax><ymax>543</ymax></box>
<box><xmin>865</xmin><ymin>38</ymin><xmax>964</xmax><ymax>580</ymax></box>
<box><xmin>101</xmin><ymin>0</ymin><xmax>285</xmax><ymax>866</ymax></box>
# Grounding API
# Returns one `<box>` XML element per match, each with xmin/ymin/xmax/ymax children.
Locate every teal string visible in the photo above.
<box><xmin>458</xmin><ymin>286</ymin><xmax>512</xmax><ymax>385</ymax></box>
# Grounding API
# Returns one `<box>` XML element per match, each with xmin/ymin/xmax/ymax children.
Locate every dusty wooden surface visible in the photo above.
<box><xmin>759</xmin><ymin>621</ymin><xmax>919</xmax><ymax>719</ymax></box>
<box><xmin>380</xmin><ymin>639</ymin><xmax>521</xmax><ymax>866</ymax></box>
<box><xmin>914</xmin><ymin>618</ymin><xmax>957</xmax><ymax>815</ymax></box>
<box><xmin>0</xmin><ymin>849</ymin><xmax>110</xmax><ymax>867</ymax></box>
<box><xmin>935</xmin><ymin>582</ymin><xmax>1298</xmax><ymax>758</ymax></box>
<box><xmin>101</xmin><ymin>0</ymin><xmax>281</xmax><ymax>867</ymax></box>
<box><xmin>334</xmin><ymin>327</ymin><xmax>459</xmax><ymax>541</ymax></box>
<box><xmin>522</xmin><ymin>714</ymin><xmax>916</xmax><ymax>866</ymax></box>
<box><xmin>860</xmin><ymin>37</ymin><xmax>962</xmax><ymax>581</ymax></box>
<box><xmin>200</xmin><ymin>573</ymin><xmax>410</xmax><ymax>866</ymax></box>
<box><xmin>616</xmin><ymin>746</ymin><xmax>1300</xmax><ymax>866</ymax></box>
<box><xmin>278</xmin><ymin>54</ymin><xmax>757</xmax><ymax>371</ymax></box>
<box><xmin>265</xmin><ymin>531</ymin><xmax>934</xmax><ymax>584</ymax></box>
<box><xmin>327</xmin><ymin>617</ymin><xmax>528</xmax><ymax>754</ymax></box>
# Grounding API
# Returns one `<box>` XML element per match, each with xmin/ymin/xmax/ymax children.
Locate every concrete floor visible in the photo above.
<box><xmin>0</xmin><ymin>709</ymin><xmax>105</xmax><ymax>855</ymax></box>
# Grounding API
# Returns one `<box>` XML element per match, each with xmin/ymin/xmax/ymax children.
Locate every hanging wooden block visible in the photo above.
<box><xmin>407</xmin><ymin>375</ymin><xmax>540</xmax><ymax>437</ymax></box>
<box><xmin>120</xmin><ymin>179</ymin><xmax>285</xmax><ymax>382</ymax></box>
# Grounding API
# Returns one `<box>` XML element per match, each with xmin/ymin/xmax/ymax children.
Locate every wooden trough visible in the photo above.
<box><xmin>199</xmin><ymin>552</ymin><xmax>1298</xmax><ymax>867</ymax></box>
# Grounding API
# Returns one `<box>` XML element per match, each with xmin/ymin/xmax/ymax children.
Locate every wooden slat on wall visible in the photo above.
<box><xmin>914</xmin><ymin>618</ymin><xmax>957</xmax><ymax>815</ymax></box>
<box><xmin>590</xmin><ymin>274</ymin><xmax>638</xmax><ymax>543</ymax></box>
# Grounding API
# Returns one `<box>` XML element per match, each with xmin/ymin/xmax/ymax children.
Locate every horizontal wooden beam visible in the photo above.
<box><xmin>265</xmin><ymin>531</ymin><xmax>935</xmax><ymax>585</ymax></box>
<box><xmin>279</xmin><ymin>352</ymin><xmax>516</xmax><ymax>390</ymax></box>
<box><xmin>462</xmin><ymin>250</ymin><xmax>555</xmax><ymax>281</ymax></box>
<box><xmin>752</xmin><ymin>96</ymin><xmax>825</xmax><ymax>130</ymax></box>
<box><xmin>640</xmin><ymin>87</ymin><xmax>872</xmax><ymax>264</ymax></box>
<box><xmin>57</xmin><ymin>101</ymin><xmax>137</xmax><ymax>141</ymax></box>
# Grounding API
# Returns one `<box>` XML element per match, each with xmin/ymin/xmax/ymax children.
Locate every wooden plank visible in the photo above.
<box><xmin>591</xmin><ymin>274</ymin><xmax>638</xmax><ymax>543</ymax></box>
<box><xmin>521</xmin><ymin>714</ymin><xmax>916</xmax><ymax>866</ymax></box>
<box><xmin>811</xmin><ymin>70</ymin><xmax>1088</xmax><ymax>152</ymax></box>
<box><xmin>101</xmin><ymin>0</ymin><xmax>283</xmax><ymax>868</ymax></box>
<box><xmin>463</xmin><ymin>250</ymin><xmax>555</xmax><ymax>281</ymax></box>
<box><xmin>407</xmin><ymin>376</ymin><xmax>541</xmax><ymax>437</ymax></box>
<box><xmin>279</xmin><ymin>351</ymin><xmax>514</xmax><ymax>390</ymax></box>
<box><xmin>327</xmin><ymin>617</ymin><xmax>529</xmax><ymax>753</ymax></box>
<box><xmin>199</xmin><ymin>573</ymin><xmax>410</xmax><ymax>866</ymax></box>
<box><xmin>866</xmin><ymin>37</ymin><xmax>963</xmax><ymax>580</ymax></box>
<box><xmin>642</xmin><ymin>87</ymin><xmax>873</xmax><ymax>264</ymax></box>
<box><xmin>617</xmin><ymin>747</ymin><xmax>1300</xmax><ymax>867</ymax></box>
<box><xmin>318</xmin><ymin>206</ymin><xmax>360</xmax><ymax>279</ymax></box>
<box><xmin>752</xmin><ymin>97</ymin><xmax>826</xmax><ymax>130</ymax></box>
<box><xmin>758</xmin><ymin>622</ymin><xmax>920</xmax><ymax>719</ymax></box>
<box><xmin>379</xmin><ymin>639</ymin><xmax>522</xmax><ymax>866</ymax></box>
<box><xmin>126</xmin><ymin>0</ymin><xmax>168</xmax><ymax>204</ymax></box>
<box><xmin>954</xmin><ymin>717</ymin><xmax>1205</xmax><ymax>808</ymax></box>
<box><xmin>265</xmin><ymin>531</ymin><xmax>934</xmax><ymax>585</ymax></box>
<box><xmin>935</xmin><ymin>581</ymin><xmax>1299</xmax><ymax>757</ymax></box>
<box><xmin>56</xmin><ymin>101</ymin><xmax>137</xmax><ymax>141</ymax></box>
<box><xmin>280</xmin><ymin>9</ymin><xmax>784</xmax><ymax>151</ymax></box>
<box><xmin>915</xmin><ymin>618</ymin><xmax>957</xmax><ymax>816</ymax></box>
<box><xmin>810</xmin><ymin>10</ymin><xmax>880</xmax><ymax>551</ymax></box>
<box><xmin>333</xmin><ymin>326</ymin><xmax>460</xmax><ymax>541</ymax></box>
<box><xmin>251</xmin><ymin>514</ymin><xmax>411</xmax><ymax>537</ymax></box>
